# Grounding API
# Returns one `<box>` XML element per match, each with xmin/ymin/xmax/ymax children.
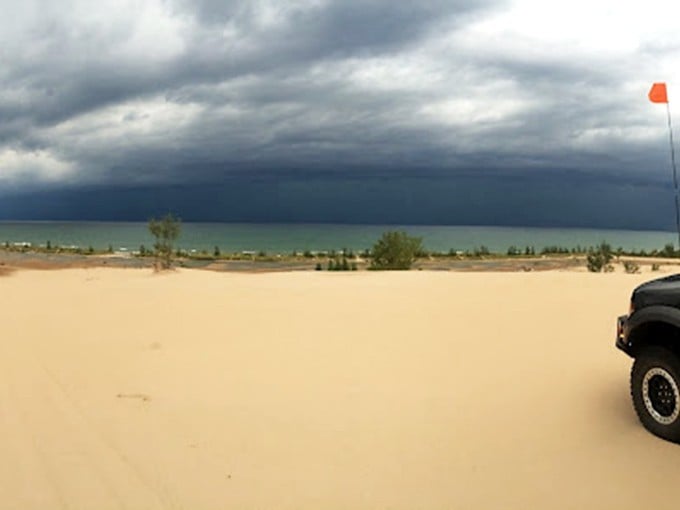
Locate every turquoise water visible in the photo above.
<box><xmin>0</xmin><ymin>222</ymin><xmax>676</xmax><ymax>253</ymax></box>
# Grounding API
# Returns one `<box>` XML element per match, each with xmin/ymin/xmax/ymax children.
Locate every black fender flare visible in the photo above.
<box><xmin>627</xmin><ymin>306</ymin><xmax>680</xmax><ymax>353</ymax></box>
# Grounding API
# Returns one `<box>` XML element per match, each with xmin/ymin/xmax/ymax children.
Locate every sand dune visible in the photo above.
<box><xmin>1</xmin><ymin>267</ymin><xmax>679</xmax><ymax>509</ymax></box>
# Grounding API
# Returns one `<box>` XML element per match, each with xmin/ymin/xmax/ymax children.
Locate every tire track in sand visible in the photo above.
<box><xmin>0</xmin><ymin>342</ymin><xmax>178</xmax><ymax>510</ymax></box>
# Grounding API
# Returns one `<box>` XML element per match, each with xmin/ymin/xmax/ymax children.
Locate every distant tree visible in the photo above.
<box><xmin>473</xmin><ymin>246</ymin><xmax>490</xmax><ymax>257</ymax></box>
<box><xmin>148</xmin><ymin>213</ymin><xmax>181</xmax><ymax>270</ymax></box>
<box><xmin>586</xmin><ymin>242</ymin><xmax>614</xmax><ymax>273</ymax></box>
<box><xmin>370</xmin><ymin>231</ymin><xmax>423</xmax><ymax>270</ymax></box>
<box><xmin>214</xmin><ymin>245</ymin><xmax>221</xmax><ymax>257</ymax></box>
<box><xmin>46</xmin><ymin>240</ymin><xmax>52</xmax><ymax>251</ymax></box>
<box><xmin>661</xmin><ymin>243</ymin><xmax>677</xmax><ymax>258</ymax></box>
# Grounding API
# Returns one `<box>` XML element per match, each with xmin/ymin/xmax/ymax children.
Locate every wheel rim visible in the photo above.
<box><xmin>643</xmin><ymin>367</ymin><xmax>680</xmax><ymax>425</ymax></box>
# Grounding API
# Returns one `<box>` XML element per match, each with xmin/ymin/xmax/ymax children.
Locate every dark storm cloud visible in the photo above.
<box><xmin>0</xmin><ymin>0</ymin><xmax>677</xmax><ymax>226</ymax></box>
<box><xmin>0</xmin><ymin>171</ymin><xmax>674</xmax><ymax>232</ymax></box>
<box><xmin>175</xmin><ymin>0</ymin><xmax>492</xmax><ymax>55</ymax></box>
<box><xmin>2</xmin><ymin>0</ymin><xmax>490</xmax><ymax>132</ymax></box>
<box><xmin>0</xmin><ymin>0</ymin><xmax>501</xmax><ymax>174</ymax></box>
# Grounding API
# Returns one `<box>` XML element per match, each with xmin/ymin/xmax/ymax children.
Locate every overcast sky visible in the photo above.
<box><xmin>2</xmin><ymin>0</ymin><xmax>680</xmax><ymax>227</ymax></box>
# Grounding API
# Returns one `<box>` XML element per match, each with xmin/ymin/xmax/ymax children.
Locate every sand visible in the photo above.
<box><xmin>1</xmin><ymin>267</ymin><xmax>679</xmax><ymax>509</ymax></box>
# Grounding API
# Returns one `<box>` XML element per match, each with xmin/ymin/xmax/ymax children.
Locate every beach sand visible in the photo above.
<box><xmin>1</xmin><ymin>267</ymin><xmax>679</xmax><ymax>509</ymax></box>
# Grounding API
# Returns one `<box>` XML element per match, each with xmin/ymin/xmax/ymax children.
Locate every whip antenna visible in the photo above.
<box><xmin>649</xmin><ymin>82</ymin><xmax>680</xmax><ymax>249</ymax></box>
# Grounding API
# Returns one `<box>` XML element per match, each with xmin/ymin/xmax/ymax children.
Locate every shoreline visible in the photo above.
<box><xmin>2</xmin><ymin>250</ymin><xmax>680</xmax><ymax>274</ymax></box>
<box><xmin>0</xmin><ymin>223</ymin><xmax>678</xmax><ymax>257</ymax></box>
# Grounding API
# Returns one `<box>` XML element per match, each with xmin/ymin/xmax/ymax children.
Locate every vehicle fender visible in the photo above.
<box><xmin>629</xmin><ymin>306</ymin><xmax>680</xmax><ymax>329</ymax></box>
<box><xmin>627</xmin><ymin>306</ymin><xmax>680</xmax><ymax>352</ymax></box>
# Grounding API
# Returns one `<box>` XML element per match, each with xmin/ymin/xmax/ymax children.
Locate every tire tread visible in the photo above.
<box><xmin>631</xmin><ymin>346</ymin><xmax>680</xmax><ymax>443</ymax></box>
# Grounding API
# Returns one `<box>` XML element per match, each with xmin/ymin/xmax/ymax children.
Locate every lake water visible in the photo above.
<box><xmin>0</xmin><ymin>222</ymin><xmax>676</xmax><ymax>254</ymax></box>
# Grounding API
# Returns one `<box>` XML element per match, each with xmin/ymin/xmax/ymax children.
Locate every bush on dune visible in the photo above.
<box><xmin>148</xmin><ymin>213</ymin><xmax>181</xmax><ymax>271</ymax></box>
<box><xmin>370</xmin><ymin>231</ymin><xmax>423</xmax><ymax>270</ymax></box>
<box><xmin>586</xmin><ymin>242</ymin><xmax>613</xmax><ymax>273</ymax></box>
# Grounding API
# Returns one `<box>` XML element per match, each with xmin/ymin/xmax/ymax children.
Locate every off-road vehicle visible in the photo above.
<box><xmin>617</xmin><ymin>274</ymin><xmax>680</xmax><ymax>442</ymax></box>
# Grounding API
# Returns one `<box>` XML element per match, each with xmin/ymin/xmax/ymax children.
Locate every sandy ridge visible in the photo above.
<box><xmin>1</xmin><ymin>268</ymin><xmax>680</xmax><ymax>509</ymax></box>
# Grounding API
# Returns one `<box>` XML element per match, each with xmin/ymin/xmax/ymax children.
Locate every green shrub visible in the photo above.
<box><xmin>623</xmin><ymin>260</ymin><xmax>640</xmax><ymax>274</ymax></box>
<box><xmin>214</xmin><ymin>246</ymin><xmax>221</xmax><ymax>257</ymax></box>
<box><xmin>148</xmin><ymin>213</ymin><xmax>181</xmax><ymax>270</ymax></box>
<box><xmin>586</xmin><ymin>242</ymin><xmax>613</xmax><ymax>272</ymax></box>
<box><xmin>370</xmin><ymin>231</ymin><xmax>423</xmax><ymax>270</ymax></box>
<box><xmin>661</xmin><ymin>244</ymin><xmax>677</xmax><ymax>258</ymax></box>
<box><xmin>541</xmin><ymin>246</ymin><xmax>571</xmax><ymax>255</ymax></box>
<box><xmin>652</xmin><ymin>263</ymin><xmax>661</xmax><ymax>271</ymax></box>
<box><xmin>315</xmin><ymin>263</ymin><xmax>322</xmax><ymax>271</ymax></box>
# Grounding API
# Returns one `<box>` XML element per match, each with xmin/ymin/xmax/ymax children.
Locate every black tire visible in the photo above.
<box><xmin>631</xmin><ymin>346</ymin><xmax>680</xmax><ymax>443</ymax></box>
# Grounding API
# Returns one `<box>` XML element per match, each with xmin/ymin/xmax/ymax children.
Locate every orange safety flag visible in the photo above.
<box><xmin>649</xmin><ymin>82</ymin><xmax>668</xmax><ymax>103</ymax></box>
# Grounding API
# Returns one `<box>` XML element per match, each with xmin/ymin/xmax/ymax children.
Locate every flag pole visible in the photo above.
<box><xmin>666</xmin><ymin>101</ymin><xmax>680</xmax><ymax>249</ymax></box>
